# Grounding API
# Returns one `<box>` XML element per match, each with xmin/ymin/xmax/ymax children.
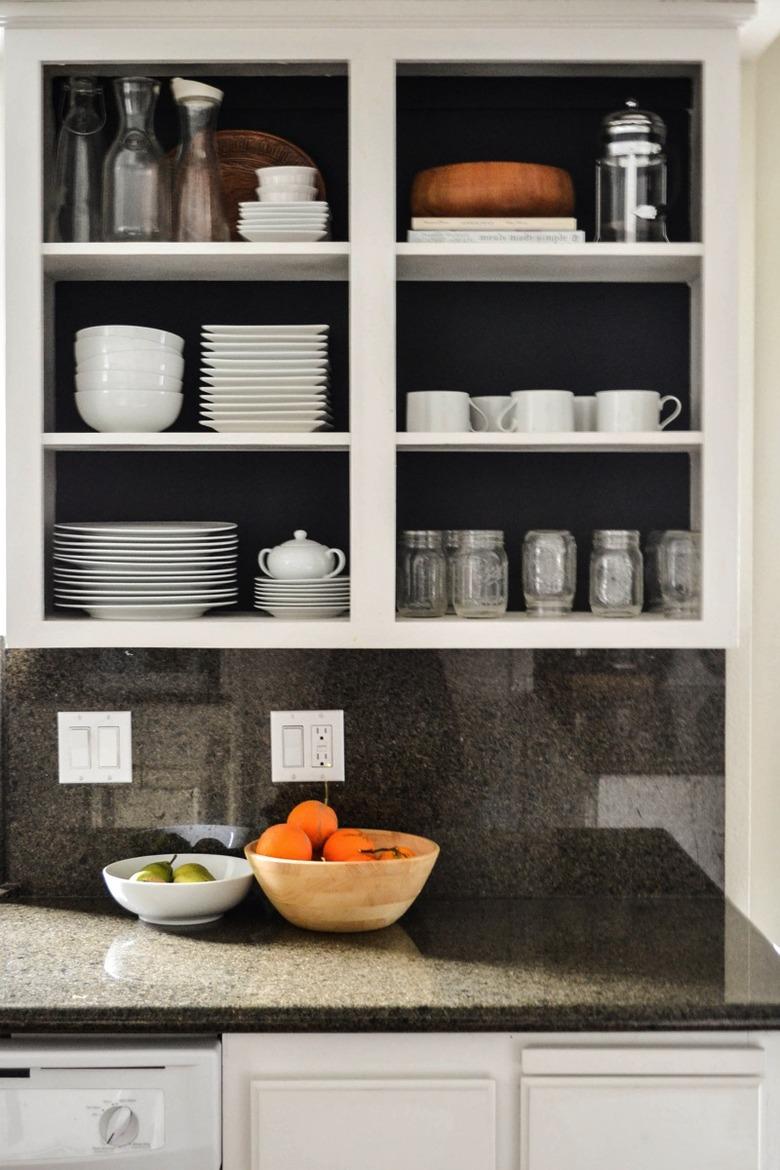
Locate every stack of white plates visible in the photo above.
<box><xmin>237</xmin><ymin>202</ymin><xmax>330</xmax><ymax>243</ymax></box>
<box><xmin>254</xmin><ymin>575</ymin><xmax>350</xmax><ymax>619</ymax></box>
<box><xmin>53</xmin><ymin>522</ymin><xmax>239</xmax><ymax>620</ymax></box>
<box><xmin>199</xmin><ymin>324</ymin><xmax>332</xmax><ymax>433</ymax></box>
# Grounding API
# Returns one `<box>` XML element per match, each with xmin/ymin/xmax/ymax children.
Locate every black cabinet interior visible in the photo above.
<box><xmin>396</xmin><ymin>281</ymin><xmax>691</xmax><ymax>428</ymax></box>
<box><xmin>54</xmin><ymin>280</ymin><xmax>349</xmax><ymax>433</ymax></box>
<box><xmin>46</xmin><ymin>71</ymin><xmax>349</xmax><ymax>241</ymax></box>
<box><xmin>53</xmin><ymin>451</ymin><xmax>350</xmax><ymax>613</ymax></box>
<box><xmin>397</xmin><ymin>451</ymin><xmax>691</xmax><ymax>613</ymax></box>
<box><xmin>396</xmin><ymin>73</ymin><xmax>696</xmax><ymax>242</ymax></box>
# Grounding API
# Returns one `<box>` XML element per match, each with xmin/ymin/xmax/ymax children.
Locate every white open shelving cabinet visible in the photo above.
<box><xmin>2</xmin><ymin>9</ymin><xmax>743</xmax><ymax>648</ymax></box>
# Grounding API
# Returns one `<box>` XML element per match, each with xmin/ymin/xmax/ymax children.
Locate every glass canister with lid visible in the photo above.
<box><xmin>397</xmin><ymin>530</ymin><xmax>447</xmax><ymax>618</ymax></box>
<box><xmin>589</xmin><ymin>529</ymin><xmax>644</xmax><ymax>617</ymax></box>
<box><xmin>595</xmin><ymin>98</ymin><xmax>669</xmax><ymax>243</ymax></box>
<box><xmin>450</xmin><ymin>530</ymin><xmax>508</xmax><ymax>618</ymax></box>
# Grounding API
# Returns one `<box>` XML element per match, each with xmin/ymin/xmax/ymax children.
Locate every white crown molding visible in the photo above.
<box><xmin>0</xmin><ymin>0</ymin><xmax>758</xmax><ymax>31</ymax></box>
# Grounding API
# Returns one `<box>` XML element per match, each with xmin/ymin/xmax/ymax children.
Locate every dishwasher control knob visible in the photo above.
<box><xmin>99</xmin><ymin>1105</ymin><xmax>139</xmax><ymax>1147</ymax></box>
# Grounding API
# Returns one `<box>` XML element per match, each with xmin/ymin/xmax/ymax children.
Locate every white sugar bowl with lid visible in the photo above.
<box><xmin>258</xmin><ymin>530</ymin><xmax>346</xmax><ymax>580</ymax></box>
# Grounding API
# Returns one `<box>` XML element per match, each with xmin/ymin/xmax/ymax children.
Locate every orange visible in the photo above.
<box><xmin>373</xmin><ymin>845</ymin><xmax>416</xmax><ymax>861</ymax></box>
<box><xmin>254</xmin><ymin>823</ymin><xmax>313</xmax><ymax>861</ymax></box>
<box><xmin>287</xmin><ymin>799</ymin><xmax>338</xmax><ymax>851</ymax></box>
<box><xmin>322</xmin><ymin>828</ymin><xmax>376</xmax><ymax>862</ymax></box>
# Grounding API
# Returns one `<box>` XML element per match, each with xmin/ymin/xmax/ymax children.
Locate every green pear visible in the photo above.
<box><xmin>173</xmin><ymin>862</ymin><xmax>215</xmax><ymax>884</ymax></box>
<box><xmin>129</xmin><ymin>856</ymin><xmax>176</xmax><ymax>883</ymax></box>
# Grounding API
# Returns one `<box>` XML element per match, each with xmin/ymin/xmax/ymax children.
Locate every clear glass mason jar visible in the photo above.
<box><xmin>658</xmin><ymin>530</ymin><xmax>701</xmax><ymax>618</ymax></box>
<box><xmin>397</xmin><ymin>531</ymin><xmax>447</xmax><ymax>618</ymax></box>
<box><xmin>522</xmin><ymin>530</ymin><xmax>577</xmax><ymax>616</ymax></box>
<box><xmin>444</xmin><ymin>530</ymin><xmax>465</xmax><ymax>614</ymax></box>
<box><xmin>451</xmin><ymin>530</ymin><xmax>508</xmax><ymax>619</ymax></box>
<box><xmin>589</xmin><ymin>530</ymin><xmax>643</xmax><ymax>617</ymax></box>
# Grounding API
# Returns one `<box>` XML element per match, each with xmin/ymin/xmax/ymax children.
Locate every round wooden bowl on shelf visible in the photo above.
<box><xmin>410</xmin><ymin>161</ymin><xmax>575</xmax><ymax>218</ymax></box>
<box><xmin>244</xmin><ymin>829</ymin><xmax>440</xmax><ymax>933</ymax></box>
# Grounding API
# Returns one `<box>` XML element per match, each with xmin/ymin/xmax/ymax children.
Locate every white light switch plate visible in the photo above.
<box><xmin>57</xmin><ymin>711</ymin><xmax>132</xmax><ymax>784</ymax></box>
<box><xmin>270</xmin><ymin>710</ymin><xmax>345</xmax><ymax>783</ymax></box>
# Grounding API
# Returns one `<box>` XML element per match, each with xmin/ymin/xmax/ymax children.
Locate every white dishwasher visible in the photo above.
<box><xmin>0</xmin><ymin>1037</ymin><xmax>221</xmax><ymax>1169</ymax></box>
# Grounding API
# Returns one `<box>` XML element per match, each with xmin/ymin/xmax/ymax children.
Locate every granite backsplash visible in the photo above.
<box><xmin>0</xmin><ymin>648</ymin><xmax>724</xmax><ymax>898</ymax></box>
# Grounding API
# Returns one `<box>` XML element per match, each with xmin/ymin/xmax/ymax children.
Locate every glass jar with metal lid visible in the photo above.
<box><xmin>397</xmin><ymin>530</ymin><xmax>447</xmax><ymax>618</ymax></box>
<box><xmin>595</xmin><ymin>98</ymin><xmax>669</xmax><ymax>243</ymax></box>
<box><xmin>589</xmin><ymin>530</ymin><xmax>644</xmax><ymax>617</ymax></box>
<box><xmin>451</xmin><ymin>530</ymin><xmax>508</xmax><ymax>619</ymax></box>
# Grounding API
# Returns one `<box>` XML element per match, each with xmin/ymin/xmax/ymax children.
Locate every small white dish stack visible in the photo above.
<box><xmin>199</xmin><ymin>324</ymin><xmax>333</xmax><ymax>433</ymax></box>
<box><xmin>74</xmin><ymin>325</ymin><xmax>185</xmax><ymax>432</ymax></box>
<box><xmin>237</xmin><ymin>165</ymin><xmax>331</xmax><ymax>241</ymax></box>
<box><xmin>254</xmin><ymin>529</ymin><xmax>350</xmax><ymax>618</ymax></box>
<box><xmin>53</xmin><ymin>521</ymin><xmax>238</xmax><ymax>620</ymax></box>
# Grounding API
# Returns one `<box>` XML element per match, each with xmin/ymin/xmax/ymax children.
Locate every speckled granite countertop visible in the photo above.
<box><xmin>3</xmin><ymin>891</ymin><xmax>780</xmax><ymax>1033</ymax></box>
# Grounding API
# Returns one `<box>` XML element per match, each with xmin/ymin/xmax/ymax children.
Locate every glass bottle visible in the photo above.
<box><xmin>48</xmin><ymin>77</ymin><xmax>105</xmax><ymax>242</ymax></box>
<box><xmin>589</xmin><ymin>530</ymin><xmax>644</xmax><ymax>617</ymax></box>
<box><xmin>522</xmin><ymin>530</ymin><xmax>577</xmax><ymax>616</ymax></box>
<box><xmin>658</xmin><ymin>530</ymin><xmax>701</xmax><ymax>618</ymax></box>
<box><xmin>102</xmin><ymin>76</ymin><xmax>171</xmax><ymax>242</ymax></box>
<box><xmin>451</xmin><ymin>530</ymin><xmax>508</xmax><ymax>619</ymax></box>
<box><xmin>397</xmin><ymin>531</ymin><xmax>447</xmax><ymax>618</ymax></box>
<box><xmin>171</xmin><ymin>77</ymin><xmax>230</xmax><ymax>242</ymax></box>
<box><xmin>596</xmin><ymin>99</ymin><xmax>669</xmax><ymax>243</ymax></box>
<box><xmin>444</xmin><ymin>530</ymin><xmax>465</xmax><ymax>613</ymax></box>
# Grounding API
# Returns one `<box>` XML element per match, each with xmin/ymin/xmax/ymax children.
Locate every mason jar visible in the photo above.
<box><xmin>658</xmin><ymin>529</ymin><xmax>701</xmax><ymax>618</ymax></box>
<box><xmin>522</xmin><ymin>530</ymin><xmax>577</xmax><ymax>616</ymax></box>
<box><xmin>451</xmin><ymin>530</ymin><xmax>508</xmax><ymax>618</ymax></box>
<box><xmin>397</xmin><ymin>530</ymin><xmax>447</xmax><ymax>618</ymax></box>
<box><xmin>589</xmin><ymin>530</ymin><xmax>643</xmax><ymax>617</ymax></box>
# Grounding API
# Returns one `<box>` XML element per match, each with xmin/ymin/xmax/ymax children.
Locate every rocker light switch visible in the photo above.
<box><xmin>58</xmin><ymin>712</ymin><xmax>132</xmax><ymax>784</ymax></box>
<box><xmin>271</xmin><ymin>710</ymin><xmax>345</xmax><ymax>783</ymax></box>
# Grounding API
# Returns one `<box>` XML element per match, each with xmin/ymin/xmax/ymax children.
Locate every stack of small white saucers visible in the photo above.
<box><xmin>254</xmin><ymin>576</ymin><xmax>351</xmax><ymax>619</ymax></box>
<box><xmin>199</xmin><ymin>324</ymin><xmax>332</xmax><ymax>433</ymax></box>
<box><xmin>237</xmin><ymin>165</ymin><xmax>330</xmax><ymax>242</ymax></box>
<box><xmin>74</xmin><ymin>325</ymin><xmax>185</xmax><ymax>432</ymax></box>
<box><xmin>53</xmin><ymin>522</ymin><xmax>239</xmax><ymax>620</ymax></box>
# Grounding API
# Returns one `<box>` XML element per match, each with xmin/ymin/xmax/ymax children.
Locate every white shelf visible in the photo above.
<box><xmin>392</xmin><ymin>613</ymin><xmax>707</xmax><ymax>650</ymax></box>
<box><xmin>396</xmin><ymin>243</ymin><xmax>703</xmax><ymax>283</ymax></box>
<box><xmin>396</xmin><ymin>431</ymin><xmax>702</xmax><ymax>453</ymax></box>
<box><xmin>43</xmin><ymin>432</ymin><xmax>350</xmax><ymax>452</ymax></box>
<box><xmin>35</xmin><ymin>614</ymin><xmax>355</xmax><ymax>650</ymax></box>
<box><xmin>42</xmin><ymin>242</ymin><xmax>350</xmax><ymax>281</ymax></box>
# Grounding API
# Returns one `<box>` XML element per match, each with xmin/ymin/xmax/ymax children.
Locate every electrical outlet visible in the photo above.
<box><xmin>271</xmin><ymin>710</ymin><xmax>345</xmax><ymax>783</ymax></box>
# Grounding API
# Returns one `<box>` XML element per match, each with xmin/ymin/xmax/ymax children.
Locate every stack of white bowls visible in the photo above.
<box><xmin>237</xmin><ymin>166</ymin><xmax>330</xmax><ymax>242</ymax></box>
<box><xmin>75</xmin><ymin>325</ymin><xmax>185</xmax><ymax>432</ymax></box>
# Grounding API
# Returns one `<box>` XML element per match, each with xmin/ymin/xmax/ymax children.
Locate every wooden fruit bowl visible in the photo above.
<box><xmin>411</xmin><ymin>161</ymin><xmax>575</xmax><ymax>218</ymax></box>
<box><xmin>245</xmin><ymin>829</ymin><xmax>440</xmax><ymax>933</ymax></box>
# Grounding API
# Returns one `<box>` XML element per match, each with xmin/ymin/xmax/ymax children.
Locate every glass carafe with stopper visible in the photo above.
<box><xmin>48</xmin><ymin>77</ymin><xmax>106</xmax><ymax>242</ymax></box>
<box><xmin>596</xmin><ymin>99</ymin><xmax>669</xmax><ymax>243</ymax></box>
<box><xmin>103</xmin><ymin>76</ymin><xmax>171</xmax><ymax>241</ymax></box>
<box><xmin>171</xmin><ymin>77</ymin><xmax>230</xmax><ymax>242</ymax></box>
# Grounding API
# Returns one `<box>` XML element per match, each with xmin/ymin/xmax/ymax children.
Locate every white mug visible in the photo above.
<box><xmin>596</xmin><ymin>390</ymin><xmax>682</xmax><ymax>432</ymax></box>
<box><xmin>499</xmin><ymin>390</ymin><xmax>574</xmax><ymax>433</ymax></box>
<box><xmin>574</xmin><ymin>396</ymin><xmax>597</xmax><ymax>432</ymax></box>
<box><xmin>470</xmin><ymin>396</ymin><xmax>512</xmax><ymax>432</ymax></box>
<box><xmin>406</xmin><ymin>391</ymin><xmax>486</xmax><ymax>433</ymax></box>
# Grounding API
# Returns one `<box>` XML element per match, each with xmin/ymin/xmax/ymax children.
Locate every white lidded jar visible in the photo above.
<box><xmin>258</xmin><ymin>530</ymin><xmax>347</xmax><ymax>580</ymax></box>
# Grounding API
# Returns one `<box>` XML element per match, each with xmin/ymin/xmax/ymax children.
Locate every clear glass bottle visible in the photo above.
<box><xmin>397</xmin><ymin>531</ymin><xmax>447</xmax><ymax>618</ymax></box>
<box><xmin>658</xmin><ymin>530</ymin><xmax>701</xmax><ymax>618</ymax></box>
<box><xmin>522</xmin><ymin>530</ymin><xmax>577</xmax><ymax>616</ymax></box>
<box><xmin>48</xmin><ymin>77</ymin><xmax>106</xmax><ymax>242</ymax></box>
<box><xmin>595</xmin><ymin>99</ymin><xmax>669</xmax><ymax>243</ymax></box>
<box><xmin>444</xmin><ymin>530</ymin><xmax>465</xmax><ymax>613</ymax></box>
<box><xmin>102</xmin><ymin>76</ymin><xmax>171</xmax><ymax>242</ymax></box>
<box><xmin>589</xmin><ymin>530</ymin><xmax>644</xmax><ymax>617</ymax></box>
<box><xmin>451</xmin><ymin>530</ymin><xmax>508</xmax><ymax>619</ymax></box>
<box><xmin>171</xmin><ymin>77</ymin><xmax>230</xmax><ymax>242</ymax></box>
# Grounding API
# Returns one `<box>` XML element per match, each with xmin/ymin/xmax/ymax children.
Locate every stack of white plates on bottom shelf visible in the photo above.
<box><xmin>253</xmin><ymin>576</ymin><xmax>350</xmax><ymax>619</ymax></box>
<box><xmin>199</xmin><ymin>324</ymin><xmax>332</xmax><ymax>433</ymax></box>
<box><xmin>53</xmin><ymin>522</ymin><xmax>239</xmax><ymax>620</ymax></box>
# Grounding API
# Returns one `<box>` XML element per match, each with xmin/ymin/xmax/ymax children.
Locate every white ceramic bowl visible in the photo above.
<box><xmin>256</xmin><ymin>165</ymin><xmax>317</xmax><ymax>184</ymax></box>
<box><xmin>256</xmin><ymin>187</ymin><xmax>317</xmax><ymax>203</ymax></box>
<box><xmin>76</xmin><ymin>370</ymin><xmax>183</xmax><ymax>393</ymax></box>
<box><xmin>76</xmin><ymin>325</ymin><xmax>185</xmax><ymax>353</ymax></box>
<box><xmin>78</xmin><ymin>350</ymin><xmax>185</xmax><ymax>378</ymax></box>
<box><xmin>76</xmin><ymin>389</ymin><xmax>183</xmax><ymax>432</ymax></box>
<box><xmin>75</xmin><ymin>336</ymin><xmax>184</xmax><ymax>363</ymax></box>
<box><xmin>103</xmin><ymin>852</ymin><xmax>254</xmax><ymax>926</ymax></box>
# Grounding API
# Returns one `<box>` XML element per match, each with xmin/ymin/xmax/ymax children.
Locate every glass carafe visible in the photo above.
<box><xmin>596</xmin><ymin>99</ymin><xmax>669</xmax><ymax>243</ymax></box>
<box><xmin>103</xmin><ymin>77</ymin><xmax>171</xmax><ymax>242</ymax></box>
<box><xmin>171</xmin><ymin>78</ymin><xmax>230</xmax><ymax>242</ymax></box>
<box><xmin>48</xmin><ymin>77</ymin><xmax>105</xmax><ymax>242</ymax></box>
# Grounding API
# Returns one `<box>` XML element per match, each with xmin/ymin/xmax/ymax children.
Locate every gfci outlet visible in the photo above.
<box><xmin>271</xmin><ymin>710</ymin><xmax>345</xmax><ymax>783</ymax></box>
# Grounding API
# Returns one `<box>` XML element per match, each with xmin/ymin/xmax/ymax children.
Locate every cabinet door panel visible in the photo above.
<box><xmin>250</xmin><ymin>1077</ymin><xmax>495</xmax><ymax>1170</ymax></box>
<box><xmin>522</xmin><ymin>1076</ymin><xmax>761</xmax><ymax>1170</ymax></box>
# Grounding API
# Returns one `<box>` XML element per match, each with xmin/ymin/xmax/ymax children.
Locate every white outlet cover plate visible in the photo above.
<box><xmin>270</xmin><ymin>710</ymin><xmax>345</xmax><ymax>783</ymax></box>
<box><xmin>57</xmin><ymin>711</ymin><xmax>132</xmax><ymax>784</ymax></box>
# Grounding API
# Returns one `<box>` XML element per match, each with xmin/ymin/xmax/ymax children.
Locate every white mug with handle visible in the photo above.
<box><xmin>406</xmin><ymin>391</ymin><xmax>487</xmax><ymax>433</ymax></box>
<box><xmin>596</xmin><ymin>390</ymin><xmax>682</xmax><ymax>432</ymax></box>
<box><xmin>499</xmin><ymin>390</ymin><xmax>575</xmax><ymax>433</ymax></box>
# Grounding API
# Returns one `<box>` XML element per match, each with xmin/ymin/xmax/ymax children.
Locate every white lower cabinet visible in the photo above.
<box><xmin>222</xmin><ymin>1034</ymin><xmax>773</xmax><ymax>1170</ymax></box>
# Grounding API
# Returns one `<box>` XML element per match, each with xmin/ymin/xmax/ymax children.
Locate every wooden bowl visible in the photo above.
<box><xmin>244</xmin><ymin>829</ymin><xmax>440</xmax><ymax>933</ymax></box>
<box><xmin>410</xmin><ymin>161</ymin><xmax>575</xmax><ymax>218</ymax></box>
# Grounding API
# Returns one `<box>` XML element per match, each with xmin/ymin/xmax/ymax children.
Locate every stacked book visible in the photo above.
<box><xmin>406</xmin><ymin>217</ymin><xmax>585</xmax><ymax>243</ymax></box>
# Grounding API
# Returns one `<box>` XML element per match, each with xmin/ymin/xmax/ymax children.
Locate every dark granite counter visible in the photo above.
<box><xmin>3</xmin><ymin>891</ymin><xmax>780</xmax><ymax>1033</ymax></box>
